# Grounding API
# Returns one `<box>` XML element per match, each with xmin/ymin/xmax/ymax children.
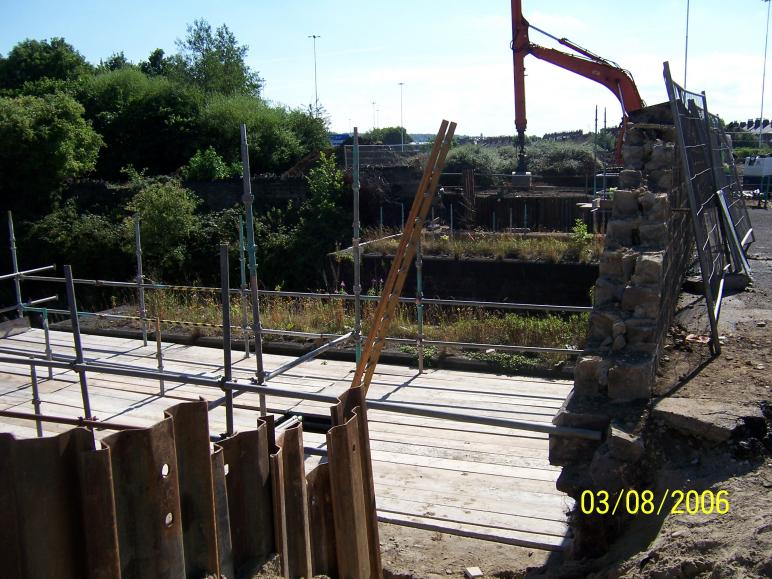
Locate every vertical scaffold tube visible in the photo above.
<box><xmin>353</xmin><ymin>127</ymin><xmax>363</xmax><ymax>363</ymax></box>
<box><xmin>7</xmin><ymin>212</ymin><xmax>22</xmax><ymax>320</ymax></box>
<box><xmin>220</xmin><ymin>244</ymin><xmax>234</xmax><ymax>435</ymax></box>
<box><xmin>416</xmin><ymin>235</ymin><xmax>424</xmax><ymax>373</ymax></box>
<box><xmin>134</xmin><ymin>217</ymin><xmax>148</xmax><ymax>346</ymax></box>
<box><xmin>238</xmin><ymin>215</ymin><xmax>249</xmax><ymax>358</ymax></box>
<box><xmin>240</xmin><ymin>123</ymin><xmax>266</xmax><ymax>415</ymax></box>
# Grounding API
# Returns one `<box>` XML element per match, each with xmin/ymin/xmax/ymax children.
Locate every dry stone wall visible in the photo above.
<box><xmin>548</xmin><ymin>103</ymin><xmax>694</xmax><ymax>555</ymax></box>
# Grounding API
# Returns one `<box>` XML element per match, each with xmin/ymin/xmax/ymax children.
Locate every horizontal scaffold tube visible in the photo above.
<box><xmin>20</xmin><ymin>274</ymin><xmax>591</xmax><ymax>312</ymax></box>
<box><xmin>0</xmin><ymin>355</ymin><xmax>601</xmax><ymax>440</ymax></box>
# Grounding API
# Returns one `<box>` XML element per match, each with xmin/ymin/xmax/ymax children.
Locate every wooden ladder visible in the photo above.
<box><xmin>350</xmin><ymin>120</ymin><xmax>457</xmax><ymax>395</ymax></box>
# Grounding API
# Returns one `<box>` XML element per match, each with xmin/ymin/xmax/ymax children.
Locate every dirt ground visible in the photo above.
<box><xmin>379</xmin><ymin>206</ymin><xmax>772</xmax><ymax>578</ymax></box>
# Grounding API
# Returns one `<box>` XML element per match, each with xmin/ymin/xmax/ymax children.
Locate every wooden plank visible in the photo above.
<box><xmin>370</xmin><ymin>460</ymin><xmax>569</xmax><ymax>499</ymax></box>
<box><xmin>373</xmin><ymin>482</ymin><xmax>568</xmax><ymax>524</ymax></box>
<box><xmin>378</xmin><ymin>512</ymin><xmax>570</xmax><ymax>551</ymax></box>
<box><xmin>378</xmin><ymin>496</ymin><xmax>568</xmax><ymax>537</ymax></box>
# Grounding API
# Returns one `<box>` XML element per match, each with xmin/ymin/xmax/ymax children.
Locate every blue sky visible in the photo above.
<box><xmin>1</xmin><ymin>1</ymin><xmax>770</xmax><ymax>136</ymax></box>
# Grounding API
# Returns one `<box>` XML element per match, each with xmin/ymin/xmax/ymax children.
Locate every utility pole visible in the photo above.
<box><xmin>308</xmin><ymin>35</ymin><xmax>321</xmax><ymax>113</ymax></box>
<box><xmin>399</xmin><ymin>82</ymin><xmax>405</xmax><ymax>151</ymax></box>
<box><xmin>372</xmin><ymin>101</ymin><xmax>377</xmax><ymax>130</ymax></box>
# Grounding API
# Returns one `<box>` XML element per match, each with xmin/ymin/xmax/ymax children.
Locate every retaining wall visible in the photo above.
<box><xmin>547</xmin><ymin>103</ymin><xmax>694</xmax><ymax>555</ymax></box>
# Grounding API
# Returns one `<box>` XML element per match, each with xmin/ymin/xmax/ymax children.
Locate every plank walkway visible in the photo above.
<box><xmin>0</xmin><ymin>328</ymin><xmax>574</xmax><ymax>551</ymax></box>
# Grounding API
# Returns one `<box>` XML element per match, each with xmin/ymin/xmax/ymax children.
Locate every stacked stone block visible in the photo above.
<box><xmin>548</xmin><ymin>103</ymin><xmax>694</xmax><ymax>556</ymax></box>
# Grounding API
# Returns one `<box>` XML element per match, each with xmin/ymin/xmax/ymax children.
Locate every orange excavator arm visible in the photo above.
<box><xmin>511</xmin><ymin>0</ymin><xmax>644</xmax><ymax>170</ymax></box>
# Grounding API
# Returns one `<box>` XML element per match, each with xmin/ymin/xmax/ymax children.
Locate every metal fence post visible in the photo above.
<box><xmin>220</xmin><ymin>244</ymin><xmax>234</xmax><ymax>435</ymax></box>
<box><xmin>7</xmin><ymin>212</ymin><xmax>23</xmax><ymax>319</ymax></box>
<box><xmin>64</xmin><ymin>265</ymin><xmax>92</xmax><ymax>419</ymax></box>
<box><xmin>156</xmin><ymin>317</ymin><xmax>164</xmax><ymax>396</ymax></box>
<box><xmin>134</xmin><ymin>217</ymin><xmax>148</xmax><ymax>346</ymax></box>
<box><xmin>30</xmin><ymin>362</ymin><xmax>43</xmax><ymax>437</ymax></box>
<box><xmin>238</xmin><ymin>216</ymin><xmax>250</xmax><ymax>358</ymax></box>
<box><xmin>240</xmin><ymin>124</ymin><xmax>266</xmax><ymax>415</ymax></box>
<box><xmin>42</xmin><ymin>309</ymin><xmax>53</xmax><ymax>379</ymax></box>
<box><xmin>353</xmin><ymin>127</ymin><xmax>363</xmax><ymax>363</ymax></box>
<box><xmin>416</xmin><ymin>235</ymin><xmax>425</xmax><ymax>373</ymax></box>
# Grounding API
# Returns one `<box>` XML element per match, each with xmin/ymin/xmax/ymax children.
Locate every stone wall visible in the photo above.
<box><xmin>547</xmin><ymin>103</ymin><xmax>694</xmax><ymax>555</ymax></box>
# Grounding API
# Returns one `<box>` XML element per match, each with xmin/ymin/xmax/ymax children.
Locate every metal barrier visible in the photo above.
<box><xmin>0</xmin><ymin>396</ymin><xmax>382</xmax><ymax>578</ymax></box>
<box><xmin>664</xmin><ymin>61</ymin><xmax>754</xmax><ymax>353</ymax></box>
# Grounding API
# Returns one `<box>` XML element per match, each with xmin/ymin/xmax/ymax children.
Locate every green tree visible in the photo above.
<box><xmin>79</xmin><ymin>68</ymin><xmax>203</xmax><ymax>177</ymax></box>
<box><xmin>97</xmin><ymin>51</ymin><xmax>132</xmax><ymax>72</ymax></box>
<box><xmin>287</xmin><ymin>151</ymin><xmax>349</xmax><ymax>285</ymax></box>
<box><xmin>126</xmin><ymin>179</ymin><xmax>201</xmax><ymax>277</ymax></box>
<box><xmin>364</xmin><ymin>126</ymin><xmax>413</xmax><ymax>145</ymax></box>
<box><xmin>197</xmin><ymin>94</ymin><xmax>326</xmax><ymax>174</ymax></box>
<box><xmin>0</xmin><ymin>38</ymin><xmax>92</xmax><ymax>91</ymax></box>
<box><xmin>175</xmin><ymin>19</ymin><xmax>263</xmax><ymax>96</ymax></box>
<box><xmin>139</xmin><ymin>48</ymin><xmax>174</xmax><ymax>77</ymax></box>
<box><xmin>0</xmin><ymin>93</ymin><xmax>102</xmax><ymax>211</ymax></box>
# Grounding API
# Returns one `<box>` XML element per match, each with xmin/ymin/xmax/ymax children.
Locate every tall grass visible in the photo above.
<box><xmin>358</xmin><ymin>229</ymin><xmax>602</xmax><ymax>264</ymax></box>
<box><xmin>110</xmin><ymin>289</ymin><xmax>587</xmax><ymax>359</ymax></box>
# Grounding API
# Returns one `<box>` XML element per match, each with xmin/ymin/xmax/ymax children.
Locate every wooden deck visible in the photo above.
<box><xmin>0</xmin><ymin>328</ymin><xmax>573</xmax><ymax>551</ymax></box>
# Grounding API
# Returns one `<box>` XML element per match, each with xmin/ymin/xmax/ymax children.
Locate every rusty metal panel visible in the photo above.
<box><xmin>77</xmin><ymin>447</ymin><xmax>121</xmax><ymax>579</ymax></box>
<box><xmin>306</xmin><ymin>462</ymin><xmax>337</xmax><ymax>577</ymax></box>
<box><xmin>277</xmin><ymin>424</ymin><xmax>312</xmax><ymax>578</ymax></box>
<box><xmin>164</xmin><ymin>401</ymin><xmax>219</xmax><ymax>577</ymax></box>
<box><xmin>332</xmin><ymin>387</ymin><xmax>383</xmax><ymax>578</ymax></box>
<box><xmin>0</xmin><ymin>428</ymin><xmax>95</xmax><ymax>579</ymax></box>
<box><xmin>0</xmin><ymin>433</ymin><xmax>23</xmax><ymax>579</ymax></box>
<box><xmin>269</xmin><ymin>432</ymin><xmax>289</xmax><ymax>576</ymax></box>
<box><xmin>211</xmin><ymin>446</ymin><xmax>235</xmax><ymax>579</ymax></box>
<box><xmin>327</xmin><ymin>410</ymin><xmax>371</xmax><ymax>579</ymax></box>
<box><xmin>102</xmin><ymin>418</ymin><xmax>185</xmax><ymax>579</ymax></box>
<box><xmin>217</xmin><ymin>418</ymin><xmax>274</xmax><ymax>576</ymax></box>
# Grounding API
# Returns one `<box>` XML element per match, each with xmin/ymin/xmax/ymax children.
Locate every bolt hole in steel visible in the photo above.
<box><xmin>224</xmin><ymin>463</ymin><xmax>229</xmax><ymax>476</ymax></box>
<box><xmin>164</xmin><ymin>512</ymin><xmax>174</xmax><ymax>528</ymax></box>
<box><xmin>160</xmin><ymin>463</ymin><xmax>170</xmax><ymax>478</ymax></box>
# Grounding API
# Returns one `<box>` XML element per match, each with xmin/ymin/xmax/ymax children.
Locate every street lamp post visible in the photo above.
<box><xmin>399</xmin><ymin>82</ymin><xmax>405</xmax><ymax>151</ymax></box>
<box><xmin>684</xmin><ymin>0</ymin><xmax>690</xmax><ymax>86</ymax></box>
<box><xmin>308</xmin><ymin>34</ymin><xmax>320</xmax><ymax>113</ymax></box>
<box><xmin>372</xmin><ymin>101</ymin><xmax>377</xmax><ymax>130</ymax></box>
<box><xmin>761</xmin><ymin>0</ymin><xmax>771</xmax><ymax>150</ymax></box>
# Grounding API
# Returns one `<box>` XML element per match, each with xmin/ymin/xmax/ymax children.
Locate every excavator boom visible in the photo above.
<box><xmin>511</xmin><ymin>0</ymin><xmax>644</xmax><ymax>169</ymax></box>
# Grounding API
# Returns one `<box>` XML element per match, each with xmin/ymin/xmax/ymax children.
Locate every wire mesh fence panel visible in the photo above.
<box><xmin>664</xmin><ymin>62</ymin><xmax>731</xmax><ymax>350</ymax></box>
<box><xmin>708</xmin><ymin>121</ymin><xmax>755</xmax><ymax>249</ymax></box>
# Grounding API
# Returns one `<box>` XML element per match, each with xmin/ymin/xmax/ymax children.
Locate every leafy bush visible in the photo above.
<box><xmin>79</xmin><ymin>68</ymin><xmax>203</xmax><ymax>178</ymax></box>
<box><xmin>25</xmin><ymin>199</ymin><xmax>129</xmax><ymax>280</ymax></box>
<box><xmin>126</xmin><ymin>179</ymin><xmax>202</xmax><ymax>277</ymax></box>
<box><xmin>526</xmin><ymin>141</ymin><xmax>598</xmax><ymax>176</ymax></box>
<box><xmin>197</xmin><ymin>94</ymin><xmax>326</xmax><ymax>174</ymax></box>
<box><xmin>180</xmin><ymin>146</ymin><xmax>239</xmax><ymax>180</ymax></box>
<box><xmin>0</xmin><ymin>92</ymin><xmax>102</xmax><ymax>211</ymax></box>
